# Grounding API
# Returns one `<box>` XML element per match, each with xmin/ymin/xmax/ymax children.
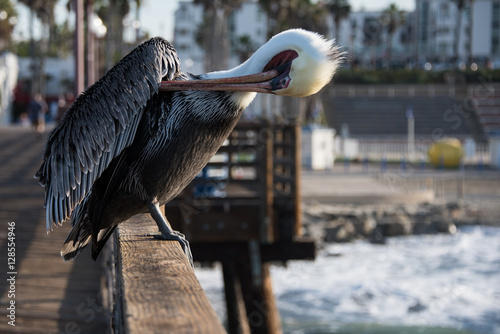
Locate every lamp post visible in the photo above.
<box><xmin>406</xmin><ymin>103</ymin><xmax>415</xmax><ymax>162</ymax></box>
<box><xmin>86</xmin><ymin>0</ymin><xmax>95</xmax><ymax>87</ymax></box>
<box><xmin>88</xmin><ymin>12</ymin><xmax>107</xmax><ymax>86</ymax></box>
<box><xmin>74</xmin><ymin>0</ymin><xmax>84</xmax><ymax>96</ymax></box>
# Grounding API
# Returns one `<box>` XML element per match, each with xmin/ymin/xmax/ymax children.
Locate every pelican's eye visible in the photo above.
<box><xmin>262</xmin><ymin>50</ymin><xmax>298</xmax><ymax>72</ymax></box>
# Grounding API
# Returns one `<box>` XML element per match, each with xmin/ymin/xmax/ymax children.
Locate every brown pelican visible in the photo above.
<box><xmin>35</xmin><ymin>29</ymin><xmax>342</xmax><ymax>263</ymax></box>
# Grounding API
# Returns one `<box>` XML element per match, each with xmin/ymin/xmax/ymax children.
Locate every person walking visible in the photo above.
<box><xmin>28</xmin><ymin>93</ymin><xmax>48</xmax><ymax>139</ymax></box>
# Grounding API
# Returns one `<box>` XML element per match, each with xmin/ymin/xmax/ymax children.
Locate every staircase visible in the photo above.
<box><xmin>469</xmin><ymin>83</ymin><xmax>500</xmax><ymax>137</ymax></box>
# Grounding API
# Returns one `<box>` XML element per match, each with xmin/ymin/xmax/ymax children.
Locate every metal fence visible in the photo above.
<box><xmin>339</xmin><ymin>138</ymin><xmax>490</xmax><ymax>165</ymax></box>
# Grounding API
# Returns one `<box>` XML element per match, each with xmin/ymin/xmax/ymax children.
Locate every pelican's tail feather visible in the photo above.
<box><xmin>61</xmin><ymin>202</ymin><xmax>91</xmax><ymax>261</ymax></box>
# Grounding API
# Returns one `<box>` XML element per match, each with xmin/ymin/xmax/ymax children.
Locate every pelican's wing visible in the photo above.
<box><xmin>35</xmin><ymin>37</ymin><xmax>181</xmax><ymax>229</ymax></box>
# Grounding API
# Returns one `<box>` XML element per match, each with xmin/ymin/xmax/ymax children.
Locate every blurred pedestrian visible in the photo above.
<box><xmin>28</xmin><ymin>93</ymin><xmax>48</xmax><ymax>139</ymax></box>
<box><xmin>56</xmin><ymin>92</ymin><xmax>74</xmax><ymax>123</ymax></box>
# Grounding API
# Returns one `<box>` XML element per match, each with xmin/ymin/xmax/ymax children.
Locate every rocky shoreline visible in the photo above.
<box><xmin>302</xmin><ymin>200</ymin><xmax>492</xmax><ymax>246</ymax></box>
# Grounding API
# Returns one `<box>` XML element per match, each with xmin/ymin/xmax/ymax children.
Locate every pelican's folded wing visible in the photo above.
<box><xmin>35</xmin><ymin>37</ymin><xmax>181</xmax><ymax>229</ymax></box>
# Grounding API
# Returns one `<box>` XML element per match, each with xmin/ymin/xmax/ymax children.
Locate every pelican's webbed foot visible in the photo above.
<box><xmin>146</xmin><ymin>230</ymin><xmax>193</xmax><ymax>266</ymax></box>
<box><xmin>147</xmin><ymin>201</ymin><xmax>194</xmax><ymax>267</ymax></box>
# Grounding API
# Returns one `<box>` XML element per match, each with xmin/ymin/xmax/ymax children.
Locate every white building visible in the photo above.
<box><xmin>335</xmin><ymin>10</ymin><xmax>413</xmax><ymax>67</ymax></box>
<box><xmin>332</xmin><ymin>0</ymin><xmax>500</xmax><ymax>67</ymax></box>
<box><xmin>416</xmin><ymin>0</ymin><xmax>500</xmax><ymax>61</ymax></box>
<box><xmin>17</xmin><ymin>57</ymin><xmax>74</xmax><ymax>97</ymax></box>
<box><xmin>471</xmin><ymin>0</ymin><xmax>500</xmax><ymax>58</ymax></box>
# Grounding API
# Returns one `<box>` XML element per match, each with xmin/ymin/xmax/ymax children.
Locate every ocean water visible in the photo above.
<box><xmin>195</xmin><ymin>226</ymin><xmax>500</xmax><ymax>334</ymax></box>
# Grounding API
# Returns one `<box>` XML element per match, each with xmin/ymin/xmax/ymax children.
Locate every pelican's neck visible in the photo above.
<box><xmin>202</xmin><ymin>52</ymin><xmax>262</xmax><ymax>79</ymax></box>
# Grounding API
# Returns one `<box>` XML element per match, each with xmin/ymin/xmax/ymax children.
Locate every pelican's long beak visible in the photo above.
<box><xmin>159</xmin><ymin>66</ymin><xmax>290</xmax><ymax>94</ymax></box>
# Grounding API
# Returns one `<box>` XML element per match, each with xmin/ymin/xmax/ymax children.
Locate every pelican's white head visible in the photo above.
<box><xmin>240</xmin><ymin>29</ymin><xmax>344</xmax><ymax>97</ymax></box>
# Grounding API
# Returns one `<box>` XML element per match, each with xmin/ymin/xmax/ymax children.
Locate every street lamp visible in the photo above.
<box><xmin>87</xmin><ymin>12</ymin><xmax>106</xmax><ymax>86</ymax></box>
<box><xmin>91</xmin><ymin>14</ymin><xmax>107</xmax><ymax>38</ymax></box>
<box><xmin>406</xmin><ymin>103</ymin><xmax>415</xmax><ymax>162</ymax></box>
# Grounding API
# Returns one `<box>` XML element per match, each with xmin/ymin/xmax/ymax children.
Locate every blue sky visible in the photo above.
<box><xmin>13</xmin><ymin>0</ymin><xmax>415</xmax><ymax>42</ymax></box>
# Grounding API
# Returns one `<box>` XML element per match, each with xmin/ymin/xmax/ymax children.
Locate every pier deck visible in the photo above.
<box><xmin>0</xmin><ymin>127</ymin><xmax>108</xmax><ymax>334</ymax></box>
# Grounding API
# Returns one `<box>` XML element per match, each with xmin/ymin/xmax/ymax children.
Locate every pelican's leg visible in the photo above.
<box><xmin>146</xmin><ymin>201</ymin><xmax>193</xmax><ymax>267</ymax></box>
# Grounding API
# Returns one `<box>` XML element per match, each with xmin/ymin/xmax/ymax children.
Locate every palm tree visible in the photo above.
<box><xmin>329</xmin><ymin>0</ymin><xmax>351</xmax><ymax>42</ymax></box>
<box><xmin>194</xmin><ymin>0</ymin><xmax>246</xmax><ymax>72</ymax></box>
<box><xmin>92</xmin><ymin>0</ymin><xmax>142</xmax><ymax>70</ymax></box>
<box><xmin>259</xmin><ymin>0</ymin><xmax>329</xmax><ymax>38</ymax></box>
<box><xmin>380</xmin><ymin>3</ymin><xmax>405</xmax><ymax>69</ymax></box>
<box><xmin>0</xmin><ymin>0</ymin><xmax>17</xmax><ymax>51</ymax></box>
<box><xmin>18</xmin><ymin>0</ymin><xmax>58</xmax><ymax>95</ymax></box>
<box><xmin>233</xmin><ymin>34</ymin><xmax>258</xmax><ymax>63</ymax></box>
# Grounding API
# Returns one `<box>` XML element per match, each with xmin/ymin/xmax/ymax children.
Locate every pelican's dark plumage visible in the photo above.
<box><xmin>35</xmin><ymin>29</ymin><xmax>343</xmax><ymax>262</ymax></box>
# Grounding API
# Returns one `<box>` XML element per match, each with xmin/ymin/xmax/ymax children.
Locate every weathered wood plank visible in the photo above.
<box><xmin>113</xmin><ymin>214</ymin><xmax>227</xmax><ymax>334</ymax></box>
<box><xmin>0</xmin><ymin>128</ymin><xmax>108</xmax><ymax>334</ymax></box>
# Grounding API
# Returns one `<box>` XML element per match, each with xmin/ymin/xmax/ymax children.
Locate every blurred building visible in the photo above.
<box><xmin>335</xmin><ymin>10</ymin><xmax>413</xmax><ymax>68</ymax></box>
<box><xmin>333</xmin><ymin>0</ymin><xmax>500</xmax><ymax>68</ymax></box>
<box><xmin>17</xmin><ymin>57</ymin><xmax>74</xmax><ymax>98</ymax></box>
<box><xmin>415</xmin><ymin>0</ymin><xmax>500</xmax><ymax>63</ymax></box>
<box><xmin>171</xmin><ymin>1</ymin><xmax>498</xmax><ymax>167</ymax></box>
<box><xmin>173</xmin><ymin>2</ymin><xmax>205</xmax><ymax>75</ymax></box>
<box><xmin>175</xmin><ymin>0</ymin><xmax>500</xmax><ymax>71</ymax></box>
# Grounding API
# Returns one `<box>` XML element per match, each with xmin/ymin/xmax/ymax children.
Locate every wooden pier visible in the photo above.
<box><xmin>1</xmin><ymin>121</ymin><xmax>314</xmax><ymax>333</ymax></box>
<box><xmin>0</xmin><ymin>127</ymin><xmax>108</xmax><ymax>333</ymax></box>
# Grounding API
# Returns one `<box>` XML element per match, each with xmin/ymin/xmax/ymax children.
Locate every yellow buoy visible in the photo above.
<box><xmin>428</xmin><ymin>138</ymin><xmax>463</xmax><ymax>168</ymax></box>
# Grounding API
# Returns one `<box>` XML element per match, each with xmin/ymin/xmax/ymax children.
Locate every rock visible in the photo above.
<box><xmin>446</xmin><ymin>201</ymin><xmax>461</xmax><ymax>211</ymax></box>
<box><xmin>432</xmin><ymin>219</ymin><xmax>457</xmax><ymax>234</ymax></box>
<box><xmin>428</xmin><ymin>204</ymin><xmax>446</xmax><ymax>216</ymax></box>
<box><xmin>323</xmin><ymin>212</ymin><xmax>340</xmax><ymax>221</ymax></box>
<box><xmin>408</xmin><ymin>300</ymin><xmax>427</xmax><ymax>313</ymax></box>
<box><xmin>324</xmin><ymin>221</ymin><xmax>356</xmax><ymax>243</ymax></box>
<box><xmin>303</xmin><ymin>221</ymin><xmax>326</xmax><ymax>243</ymax></box>
<box><xmin>325</xmin><ymin>251</ymin><xmax>343</xmax><ymax>257</ymax></box>
<box><xmin>446</xmin><ymin>201</ymin><xmax>462</xmax><ymax>219</ymax></box>
<box><xmin>413</xmin><ymin>213</ymin><xmax>457</xmax><ymax>235</ymax></box>
<box><xmin>303</xmin><ymin>212</ymin><xmax>324</xmax><ymax>224</ymax></box>
<box><xmin>372</xmin><ymin>208</ymin><xmax>385</xmax><ymax>221</ymax></box>
<box><xmin>377</xmin><ymin>213</ymin><xmax>413</xmax><ymax>236</ymax></box>
<box><xmin>353</xmin><ymin>215</ymin><xmax>377</xmax><ymax>237</ymax></box>
<box><xmin>369</xmin><ymin>225</ymin><xmax>386</xmax><ymax>244</ymax></box>
<box><xmin>302</xmin><ymin>199</ymin><xmax>478</xmax><ymax>245</ymax></box>
<box><xmin>413</xmin><ymin>218</ymin><xmax>433</xmax><ymax>234</ymax></box>
<box><xmin>352</xmin><ymin>291</ymin><xmax>375</xmax><ymax>306</ymax></box>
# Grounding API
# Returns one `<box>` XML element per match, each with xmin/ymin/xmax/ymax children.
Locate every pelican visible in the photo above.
<box><xmin>35</xmin><ymin>29</ymin><xmax>343</xmax><ymax>263</ymax></box>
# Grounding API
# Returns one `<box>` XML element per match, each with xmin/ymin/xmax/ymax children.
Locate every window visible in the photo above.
<box><xmin>492</xmin><ymin>2</ymin><xmax>500</xmax><ymax>54</ymax></box>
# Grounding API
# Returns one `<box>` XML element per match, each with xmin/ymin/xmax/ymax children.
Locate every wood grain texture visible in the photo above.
<box><xmin>0</xmin><ymin>127</ymin><xmax>108</xmax><ymax>334</ymax></box>
<box><xmin>114</xmin><ymin>214</ymin><xmax>226</xmax><ymax>334</ymax></box>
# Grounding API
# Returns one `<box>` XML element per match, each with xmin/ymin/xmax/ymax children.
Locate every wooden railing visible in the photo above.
<box><xmin>105</xmin><ymin>214</ymin><xmax>226</xmax><ymax>334</ymax></box>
